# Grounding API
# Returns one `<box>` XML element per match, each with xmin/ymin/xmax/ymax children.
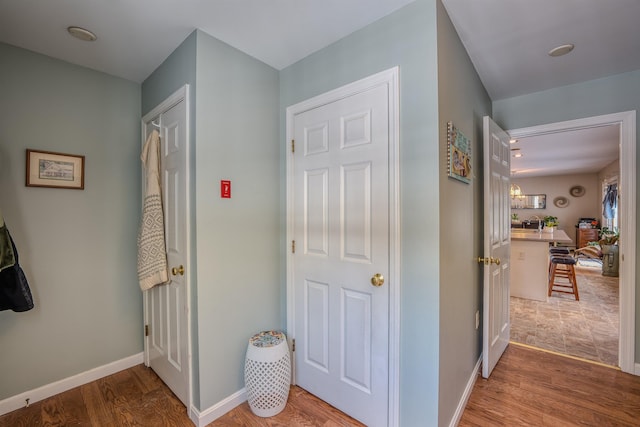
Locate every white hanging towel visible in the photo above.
<box><xmin>137</xmin><ymin>129</ymin><xmax>169</xmax><ymax>290</ymax></box>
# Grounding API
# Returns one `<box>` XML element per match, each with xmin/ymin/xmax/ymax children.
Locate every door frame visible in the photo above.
<box><xmin>285</xmin><ymin>67</ymin><xmax>400</xmax><ymax>426</ymax></box>
<box><xmin>507</xmin><ymin>110</ymin><xmax>636</xmax><ymax>375</ymax></box>
<box><xmin>141</xmin><ymin>84</ymin><xmax>193</xmax><ymax>411</ymax></box>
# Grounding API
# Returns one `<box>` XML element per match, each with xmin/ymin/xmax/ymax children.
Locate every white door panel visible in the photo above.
<box><xmin>293</xmin><ymin>83</ymin><xmax>389</xmax><ymax>426</ymax></box>
<box><xmin>482</xmin><ymin>116</ymin><xmax>511</xmax><ymax>378</ymax></box>
<box><xmin>144</xmin><ymin>96</ymin><xmax>189</xmax><ymax>405</ymax></box>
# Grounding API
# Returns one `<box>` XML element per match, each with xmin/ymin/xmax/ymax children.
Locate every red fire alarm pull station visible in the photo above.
<box><xmin>221</xmin><ymin>180</ymin><xmax>231</xmax><ymax>198</ymax></box>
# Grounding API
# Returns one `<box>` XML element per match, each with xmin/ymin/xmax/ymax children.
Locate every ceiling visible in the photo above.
<box><xmin>441</xmin><ymin>0</ymin><xmax>640</xmax><ymax>101</ymax></box>
<box><xmin>1</xmin><ymin>0</ymin><xmax>636</xmax><ymax>177</ymax></box>
<box><xmin>442</xmin><ymin>0</ymin><xmax>637</xmax><ymax>178</ymax></box>
<box><xmin>0</xmin><ymin>0</ymin><xmax>414</xmax><ymax>83</ymax></box>
<box><xmin>510</xmin><ymin>125</ymin><xmax>619</xmax><ymax>178</ymax></box>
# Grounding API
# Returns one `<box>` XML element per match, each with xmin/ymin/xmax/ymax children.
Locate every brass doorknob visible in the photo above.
<box><xmin>477</xmin><ymin>257</ymin><xmax>501</xmax><ymax>266</ymax></box>
<box><xmin>371</xmin><ymin>273</ymin><xmax>385</xmax><ymax>287</ymax></box>
<box><xmin>171</xmin><ymin>265</ymin><xmax>184</xmax><ymax>276</ymax></box>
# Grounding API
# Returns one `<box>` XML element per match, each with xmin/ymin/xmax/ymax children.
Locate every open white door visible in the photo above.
<box><xmin>481</xmin><ymin>116</ymin><xmax>511</xmax><ymax>378</ymax></box>
<box><xmin>142</xmin><ymin>86</ymin><xmax>191</xmax><ymax>408</ymax></box>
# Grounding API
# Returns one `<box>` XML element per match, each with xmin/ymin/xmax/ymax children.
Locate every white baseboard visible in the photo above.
<box><xmin>0</xmin><ymin>352</ymin><xmax>144</xmax><ymax>417</ymax></box>
<box><xmin>635</xmin><ymin>362</ymin><xmax>640</xmax><ymax>376</ymax></box>
<box><xmin>449</xmin><ymin>355</ymin><xmax>482</xmax><ymax>427</ymax></box>
<box><xmin>190</xmin><ymin>388</ymin><xmax>247</xmax><ymax>427</ymax></box>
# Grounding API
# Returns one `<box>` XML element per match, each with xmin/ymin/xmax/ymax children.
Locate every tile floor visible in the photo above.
<box><xmin>510</xmin><ymin>260</ymin><xmax>619</xmax><ymax>366</ymax></box>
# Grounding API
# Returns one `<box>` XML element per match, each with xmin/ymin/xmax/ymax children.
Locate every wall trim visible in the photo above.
<box><xmin>0</xmin><ymin>352</ymin><xmax>144</xmax><ymax>417</ymax></box>
<box><xmin>189</xmin><ymin>388</ymin><xmax>247</xmax><ymax>427</ymax></box>
<box><xmin>448</xmin><ymin>355</ymin><xmax>481</xmax><ymax>427</ymax></box>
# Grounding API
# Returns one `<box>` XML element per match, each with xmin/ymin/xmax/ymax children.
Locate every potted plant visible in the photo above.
<box><xmin>543</xmin><ymin>215</ymin><xmax>558</xmax><ymax>232</ymax></box>
<box><xmin>599</xmin><ymin>227</ymin><xmax>619</xmax><ymax>245</ymax></box>
<box><xmin>599</xmin><ymin>227</ymin><xmax>619</xmax><ymax>277</ymax></box>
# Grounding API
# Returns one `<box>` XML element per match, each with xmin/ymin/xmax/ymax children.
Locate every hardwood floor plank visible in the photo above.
<box><xmin>460</xmin><ymin>345</ymin><xmax>640</xmax><ymax>426</ymax></box>
<box><xmin>81</xmin><ymin>381</ymin><xmax>118</xmax><ymax>427</ymax></box>
<box><xmin>56</xmin><ymin>387</ymin><xmax>92</xmax><ymax>426</ymax></box>
<box><xmin>3</xmin><ymin>351</ymin><xmax>639</xmax><ymax>427</ymax></box>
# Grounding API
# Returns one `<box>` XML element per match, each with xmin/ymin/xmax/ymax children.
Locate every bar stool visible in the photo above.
<box><xmin>548</xmin><ymin>247</ymin><xmax>571</xmax><ymax>276</ymax></box>
<box><xmin>549</xmin><ymin>247</ymin><xmax>570</xmax><ymax>255</ymax></box>
<box><xmin>548</xmin><ymin>255</ymin><xmax>579</xmax><ymax>300</ymax></box>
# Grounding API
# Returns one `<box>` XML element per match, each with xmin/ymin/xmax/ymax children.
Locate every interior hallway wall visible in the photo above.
<box><xmin>280</xmin><ymin>0</ymin><xmax>442</xmax><ymax>423</ymax></box>
<box><xmin>436</xmin><ymin>1</ymin><xmax>492</xmax><ymax>424</ymax></box>
<box><xmin>0</xmin><ymin>42</ymin><xmax>142</xmax><ymax>400</ymax></box>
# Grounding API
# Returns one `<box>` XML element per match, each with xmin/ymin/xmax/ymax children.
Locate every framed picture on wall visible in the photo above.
<box><xmin>447</xmin><ymin>122</ymin><xmax>472</xmax><ymax>184</ymax></box>
<box><xmin>26</xmin><ymin>149</ymin><xmax>85</xmax><ymax>190</ymax></box>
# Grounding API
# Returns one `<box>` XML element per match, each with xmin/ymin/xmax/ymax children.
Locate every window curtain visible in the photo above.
<box><xmin>602</xmin><ymin>183</ymin><xmax>618</xmax><ymax>219</ymax></box>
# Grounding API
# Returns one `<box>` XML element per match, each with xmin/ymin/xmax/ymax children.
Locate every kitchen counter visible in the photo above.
<box><xmin>510</xmin><ymin>229</ymin><xmax>573</xmax><ymax>301</ymax></box>
<box><xmin>511</xmin><ymin>228</ymin><xmax>572</xmax><ymax>243</ymax></box>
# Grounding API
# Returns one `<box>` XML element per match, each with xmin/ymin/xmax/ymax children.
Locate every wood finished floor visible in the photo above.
<box><xmin>0</xmin><ymin>364</ymin><xmax>363</xmax><ymax>427</ymax></box>
<box><xmin>3</xmin><ymin>345</ymin><xmax>640</xmax><ymax>426</ymax></box>
<box><xmin>460</xmin><ymin>344</ymin><xmax>640</xmax><ymax>426</ymax></box>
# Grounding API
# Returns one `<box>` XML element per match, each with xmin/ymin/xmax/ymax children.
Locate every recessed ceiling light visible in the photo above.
<box><xmin>67</xmin><ymin>26</ymin><xmax>97</xmax><ymax>42</ymax></box>
<box><xmin>548</xmin><ymin>44</ymin><xmax>574</xmax><ymax>57</ymax></box>
<box><xmin>509</xmin><ymin>139</ymin><xmax>518</xmax><ymax>144</ymax></box>
<box><xmin>513</xmin><ymin>153</ymin><xmax>523</xmax><ymax>158</ymax></box>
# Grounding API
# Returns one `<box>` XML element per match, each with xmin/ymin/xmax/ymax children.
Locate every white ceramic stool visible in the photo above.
<box><xmin>244</xmin><ymin>330</ymin><xmax>291</xmax><ymax>417</ymax></box>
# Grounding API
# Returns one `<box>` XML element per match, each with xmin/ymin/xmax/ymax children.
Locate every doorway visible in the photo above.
<box><xmin>141</xmin><ymin>85</ymin><xmax>192</xmax><ymax>410</ymax></box>
<box><xmin>286</xmin><ymin>67</ymin><xmax>400</xmax><ymax>427</ymax></box>
<box><xmin>507</xmin><ymin>111</ymin><xmax>636</xmax><ymax>373</ymax></box>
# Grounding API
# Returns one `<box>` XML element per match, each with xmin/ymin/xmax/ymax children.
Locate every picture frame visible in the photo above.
<box><xmin>447</xmin><ymin>122</ymin><xmax>472</xmax><ymax>184</ymax></box>
<box><xmin>26</xmin><ymin>149</ymin><xmax>85</xmax><ymax>190</ymax></box>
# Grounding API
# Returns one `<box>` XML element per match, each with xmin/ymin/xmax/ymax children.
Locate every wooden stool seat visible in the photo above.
<box><xmin>548</xmin><ymin>255</ymin><xmax>579</xmax><ymax>300</ymax></box>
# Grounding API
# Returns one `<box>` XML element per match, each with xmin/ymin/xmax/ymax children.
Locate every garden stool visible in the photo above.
<box><xmin>548</xmin><ymin>255</ymin><xmax>579</xmax><ymax>300</ymax></box>
<box><xmin>244</xmin><ymin>330</ymin><xmax>291</xmax><ymax>417</ymax></box>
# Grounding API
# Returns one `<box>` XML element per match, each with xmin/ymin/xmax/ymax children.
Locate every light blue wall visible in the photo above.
<box><xmin>436</xmin><ymin>1</ymin><xmax>492</xmax><ymax>425</ymax></box>
<box><xmin>279</xmin><ymin>0</ymin><xmax>441</xmax><ymax>423</ymax></box>
<box><xmin>141</xmin><ymin>30</ymin><xmax>280</xmax><ymax>411</ymax></box>
<box><xmin>0</xmin><ymin>43</ymin><xmax>141</xmax><ymax>399</ymax></box>
<box><xmin>493</xmin><ymin>69</ymin><xmax>640</xmax><ymax>362</ymax></box>
<box><xmin>193</xmin><ymin>31</ymin><xmax>280</xmax><ymax>410</ymax></box>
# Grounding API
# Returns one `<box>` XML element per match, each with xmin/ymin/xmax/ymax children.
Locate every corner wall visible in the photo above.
<box><xmin>193</xmin><ymin>30</ymin><xmax>281</xmax><ymax>410</ymax></box>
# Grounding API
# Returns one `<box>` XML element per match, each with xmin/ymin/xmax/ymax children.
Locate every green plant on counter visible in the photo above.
<box><xmin>511</xmin><ymin>213</ymin><xmax>519</xmax><ymax>221</ymax></box>
<box><xmin>543</xmin><ymin>215</ymin><xmax>558</xmax><ymax>227</ymax></box>
<box><xmin>599</xmin><ymin>227</ymin><xmax>619</xmax><ymax>245</ymax></box>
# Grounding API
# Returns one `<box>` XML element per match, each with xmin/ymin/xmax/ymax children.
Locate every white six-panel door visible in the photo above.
<box><xmin>292</xmin><ymin>82</ymin><xmax>390</xmax><ymax>427</ymax></box>
<box><xmin>143</xmin><ymin>91</ymin><xmax>190</xmax><ymax>407</ymax></box>
<box><xmin>482</xmin><ymin>115</ymin><xmax>511</xmax><ymax>378</ymax></box>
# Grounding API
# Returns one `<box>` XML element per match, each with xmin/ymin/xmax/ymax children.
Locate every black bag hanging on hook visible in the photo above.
<box><xmin>0</xmin><ymin>227</ymin><xmax>34</xmax><ymax>312</ymax></box>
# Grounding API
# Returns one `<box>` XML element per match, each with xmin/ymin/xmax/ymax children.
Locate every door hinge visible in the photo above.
<box><xmin>292</xmin><ymin>240</ymin><xmax>296</xmax><ymax>253</ymax></box>
<box><xmin>145</xmin><ymin>325</ymin><xmax>149</xmax><ymax>337</ymax></box>
<box><xmin>291</xmin><ymin>139</ymin><xmax>295</xmax><ymax>153</ymax></box>
<box><xmin>292</xmin><ymin>339</ymin><xmax>296</xmax><ymax>352</ymax></box>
